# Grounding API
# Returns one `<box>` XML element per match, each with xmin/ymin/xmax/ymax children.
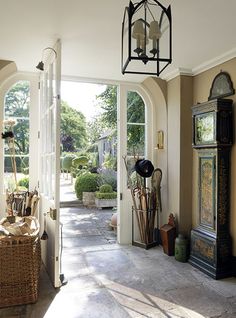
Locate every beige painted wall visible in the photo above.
<box><xmin>193</xmin><ymin>57</ymin><xmax>236</xmax><ymax>256</ymax></box>
<box><xmin>0</xmin><ymin>60</ymin><xmax>17</xmax><ymax>84</ymax></box>
<box><xmin>167</xmin><ymin>76</ymin><xmax>193</xmax><ymax>235</ymax></box>
<box><xmin>0</xmin><ymin>60</ymin><xmax>11</xmax><ymax>69</ymax></box>
<box><xmin>179</xmin><ymin>76</ymin><xmax>193</xmax><ymax>234</ymax></box>
<box><xmin>167</xmin><ymin>76</ymin><xmax>181</xmax><ymax>225</ymax></box>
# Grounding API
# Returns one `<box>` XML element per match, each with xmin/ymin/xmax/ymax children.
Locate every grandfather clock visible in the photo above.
<box><xmin>189</xmin><ymin>98</ymin><xmax>233</xmax><ymax>279</ymax></box>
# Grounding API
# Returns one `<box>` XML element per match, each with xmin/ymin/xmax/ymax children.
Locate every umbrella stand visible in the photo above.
<box><xmin>123</xmin><ymin>156</ymin><xmax>163</xmax><ymax>249</ymax></box>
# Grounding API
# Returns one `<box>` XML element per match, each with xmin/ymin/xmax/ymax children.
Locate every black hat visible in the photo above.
<box><xmin>134</xmin><ymin>159</ymin><xmax>154</xmax><ymax>178</ymax></box>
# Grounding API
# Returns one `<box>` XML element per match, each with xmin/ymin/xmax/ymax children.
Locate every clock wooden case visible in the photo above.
<box><xmin>189</xmin><ymin>98</ymin><xmax>233</xmax><ymax>279</ymax></box>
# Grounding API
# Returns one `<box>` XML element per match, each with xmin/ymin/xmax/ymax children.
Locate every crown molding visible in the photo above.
<box><xmin>162</xmin><ymin>47</ymin><xmax>236</xmax><ymax>82</ymax></box>
<box><xmin>192</xmin><ymin>47</ymin><xmax>236</xmax><ymax>75</ymax></box>
<box><xmin>162</xmin><ymin>68</ymin><xmax>193</xmax><ymax>82</ymax></box>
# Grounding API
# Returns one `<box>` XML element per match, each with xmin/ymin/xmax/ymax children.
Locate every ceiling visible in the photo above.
<box><xmin>0</xmin><ymin>0</ymin><xmax>236</xmax><ymax>83</ymax></box>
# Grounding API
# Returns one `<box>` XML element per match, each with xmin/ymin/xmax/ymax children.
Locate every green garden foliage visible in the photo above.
<box><xmin>98</xmin><ymin>168</ymin><xmax>117</xmax><ymax>191</ymax></box>
<box><xmin>95</xmin><ymin>183</ymin><xmax>116</xmax><ymax>200</ymax></box>
<box><xmin>60</xmin><ymin>101</ymin><xmax>88</xmax><ymax>152</ymax></box>
<box><xmin>18</xmin><ymin>176</ymin><xmax>29</xmax><ymax>189</ymax></box>
<box><xmin>4</xmin><ymin>81</ymin><xmax>30</xmax><ymax>156</ymax></box>
<box><xmin>102</xmin><ymin>152</ymin><xmax>117</xmax><ymax>170</ymax></box>
<box><xmin>74</xmin><ymin>173</ymin><xmax>102</xmax><ymax>199</ymax></box>
<box><xmin>86</xmin><ymin>143</ymin><xmax>98</xmax><ymax>153</ymax></box>
<box><xmin>95</xmin><ymin>192</ymin><xmax>117</xmax><ymax>199</ymax></box>
<box><xmin>62</xmin><ymin>154</ymin><xmax>76</xmax><ymax>172</ymax></box>
<box><xmin>72</xmin><ymin>156</ymin><xmax>89</xmax><ymax>168</ymax></box>
<box><xmin>99</xmin><ymin>184</ymin><xmax>113</xmax><ymax>193</ymax></box>
<box><xmin>96</xmin><ymin>86</ymin><xmax>145</xmax><ymax>156</ymax></box>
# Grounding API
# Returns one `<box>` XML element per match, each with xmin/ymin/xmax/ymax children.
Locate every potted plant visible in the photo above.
<box><xmin>74</xmin><ymin>173</ymin><xmax>101</xmax><ymax>207</ymax></box>
<box><xmin>95</xmin><ymin>184</ymin><xmax>117</xmax><ymax>209</ymax></box>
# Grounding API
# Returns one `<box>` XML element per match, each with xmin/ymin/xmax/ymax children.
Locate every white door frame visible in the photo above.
<box><xmin>38</xmin><ymin>40</ymin><xmax>61</xmax><ymax>287</ymax></box>
<box><xmin>60</xmin><ymin>77</ymin><xmax>156</xmax><ymax>245</ymax></box>
<box><xmin>117</xmin><ymin>82</ymin><xmax>155</xmax><ymax>244</ymax></box>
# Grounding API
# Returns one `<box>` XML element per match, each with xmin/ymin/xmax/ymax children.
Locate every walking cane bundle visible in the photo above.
<box><xmin>123</xmin><ymin>156</ymin><xmax>145</xmax><ymax>242</ymax></box>
<box><xmin>123</xmin><ymin>155</ymin><xmax>162</xmax><ymax>246</ymax></box>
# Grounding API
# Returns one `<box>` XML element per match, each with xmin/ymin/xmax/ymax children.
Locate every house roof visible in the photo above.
<box><xmin>0</xmin><ymin>0</ymin><xmax>236</xmax><ymax>82</ymax></box>
<box><xmin>98</xmin><ymin>129</ymin><xmax>115</xmax><ymax>140</ymax></box>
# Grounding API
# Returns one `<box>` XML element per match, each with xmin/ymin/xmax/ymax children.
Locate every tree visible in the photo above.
<box><xmin>96</xmin><ymin>85</ymin><xmax>117</xmax><ymax>130</ymax></box>
<box><xmin>96</xmin><ymin>86</ymin><xmax>145</xmax><ymax>155</ymax></box>
<box><xmin>5</xmin><ymin>81</ymin><xmax>29</xmax><ymax>118</ymax></box>
<box><xmin>96</xmin><ymin>86</ymin><xmax>145</xmax><ymax>127</ymax></box>
<box><xmin>60</xmin><ymin>101</ymin><xmax>88</xmax><ymax>151</ymax></box>
<box><xmin>87</xmin><ymin>115</ymin><xmax>106</xmax><ymax>144</ymax></box>
<box><xmin>4</xmin><ymin>81</ymin><xmax>30</xmax><ymax>156</ymax></box>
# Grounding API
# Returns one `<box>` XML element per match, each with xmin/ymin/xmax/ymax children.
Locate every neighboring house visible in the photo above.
<box><xmin>97</xmin><ymin>129</ymin><xmax>117</xmax><ymax>166</ymax></box>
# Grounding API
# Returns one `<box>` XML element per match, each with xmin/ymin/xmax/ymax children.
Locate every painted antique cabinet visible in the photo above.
<box><xmin>189</xmin><ymin>98</ymin><xmax>233</xmax><ymax>279</ymax></box>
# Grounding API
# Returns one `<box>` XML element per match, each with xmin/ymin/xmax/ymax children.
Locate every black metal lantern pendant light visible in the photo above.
<box><xmin>122</xmin><ymin>0</ymin><xmax>172</xmax><ymax>76</ymax></box>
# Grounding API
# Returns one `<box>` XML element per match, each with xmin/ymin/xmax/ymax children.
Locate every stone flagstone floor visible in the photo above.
<box><xmin>0</xmin><ymin>178</ymin><xmax>236</xmax><ymax>317</ymax></box>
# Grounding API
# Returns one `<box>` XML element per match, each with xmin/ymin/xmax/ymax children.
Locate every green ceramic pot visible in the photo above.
<box><xmin>175</xmin><ymin>234</ymin><xmax>188</xmax><ymax>262</ymax></box>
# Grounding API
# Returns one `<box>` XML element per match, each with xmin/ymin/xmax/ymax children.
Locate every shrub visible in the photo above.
<box><xmin>71</xmin><ymin>156</ymin><xmax>90</xmax><ymax>177</ymax></box>
<box><xmin>60</xmin><ymin>157</ymin><xmax>64</xmax><ymax>172</ymax></box>
<box><xmin>86</xmin><ymin>143</ymin><xmax>98</xmax><ymax>153</ymax></box>
<box><xmin>102</xmin><ymin>152</ymin><xmax>117</xmax><ymax>170</ymax></box>
<box><xmin>76</xmin><ymin>168</ymin><xmax>89</xmax><ymax>177</ymax></box>
<box><xmin>18</xmin><ymin>177</ymin><xmax>29</xmax><ymax>189</ymax></box>
<box><xmin>95</xmin><ymin>192</ymin><xmax>117</xmax><ymax>199</ymax></box>
<box><xmin>62</xmin><ymin>154</ymin><xmax>76</xmax><ymax>172</ymax></box>
<box><xmin>89</xmin><ymin>167</ymin><xmax>98</xmax><ymax>173</ymax></box>
<box><xmin>95</xmin><ymin>183</ymin><xmax>117</xmax><ymax>200</ymax></box>
<box><xmin>90</xmin><ymin>152</ymin><xmax>99</xmax><ymax>167</ymax></box>
<box><xmin>74</xmin><ymin>173</ymin><xmax>102</xmax><ymax>199</ymax></box>
<box><xmin>72</xmin><ymin>156</ymin><xmax>89</xmax><ymax>168</ymax></box>
<box><xmin>98</xmin><ymin>168</ymin><xmax>117</xmax><ymax>191</ymax></box>
<box><xmin>99</xmin><ymin>184</ymin><xmax>113</xmax><ymax>193</ymax></box>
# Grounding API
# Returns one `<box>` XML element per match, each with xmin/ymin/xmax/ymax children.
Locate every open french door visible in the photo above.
<box><xmin>117</xmin><ymin>83</ymin><xmax>154</xmax><ymax>245</ymax></box>
<box><xmin>38</xmin><ymin>40</ymin><xmax>61</xmax><ymax>287</ymax></box>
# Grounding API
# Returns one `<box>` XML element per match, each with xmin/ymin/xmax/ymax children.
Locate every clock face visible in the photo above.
<box><xmin>195</xmin><ymin>112</ymin><xmax>216</xmax><ymax>145</ymax></box>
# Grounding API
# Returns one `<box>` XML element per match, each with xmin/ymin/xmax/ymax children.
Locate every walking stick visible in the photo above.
<box><xmin>151</xmin><ymin>168</ymin><xmax>162</xmax><ymax>242</ymax></box>
<box><xmin>2</xmin><ymin>119</ymin><xmax>19</xmax><ymax>192</ymax></box>
<box><xmin>123</xmin><ymin>156</ymin><xmax>144</xmax><ymax>242</ymax></box>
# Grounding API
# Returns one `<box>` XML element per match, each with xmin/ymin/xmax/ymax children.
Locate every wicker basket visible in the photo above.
<box><xmin>0</xmin><ymin>218</ymin><xmax>41</xmax><ymax>308</ymax></box>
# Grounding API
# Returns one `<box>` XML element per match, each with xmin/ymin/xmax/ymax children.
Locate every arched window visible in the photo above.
<box><xmin>3</xmin><ymin>80</ymin><xmax>30</xmax><ymax>191</ymax></box>
<box><xmin>127</xmin><ymin>90</ymin><xmax>146</xmax><ymax>156</ymax></box>
<box><xmin>126</xmin><ymin>90</ymin><xmax>146</xmax><ymax>178</ymax></box>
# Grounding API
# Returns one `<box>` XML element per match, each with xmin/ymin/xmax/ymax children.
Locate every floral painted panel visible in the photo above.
<box><xmin>199</xmin><ymin>156</ymin><xmax>215</xmax><ymax>228</ymax></box>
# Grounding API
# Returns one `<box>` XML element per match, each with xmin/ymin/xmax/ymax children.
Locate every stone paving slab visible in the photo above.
<box><xmin>1</xmin><ymin>203</ymin><xmax>236</xmax><ymax>318</ymax></box>
<box><xmin>42</xmin><ymin>287</ymin><xmax>130</xmax><ymax>318</ymax></box>
<box><xmin>63</xmin><ymin>236</ymin><xmax>111</xmax><ymax>249</ymax></box>
<box><xmin>202</xmin><ymin>277</ymin><xmax>236</xmax><ymax>298</ymax></box>
<box><xmin>166</xmin><ymin>284</ymin><xmax>236</xmax><ymax>318</ymax></box>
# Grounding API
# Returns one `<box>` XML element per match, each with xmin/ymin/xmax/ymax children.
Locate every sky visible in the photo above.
<box><xmin>61</xmin><ymin>81</ymin><xmax>107</xmax><ymax>121</ymax></box>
